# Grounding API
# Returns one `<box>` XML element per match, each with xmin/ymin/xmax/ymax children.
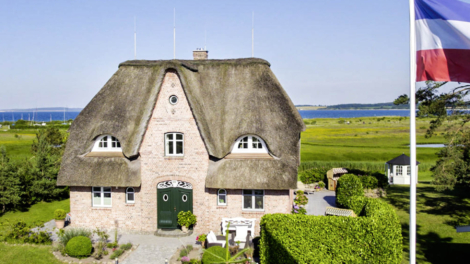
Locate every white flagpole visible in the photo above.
<box><xmin>409</xmin><ymin>0</ymin><xmax>417</xmax><ymax>263</ymax></box>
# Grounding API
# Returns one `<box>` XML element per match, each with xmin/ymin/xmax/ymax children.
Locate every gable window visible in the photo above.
<box><xmin>92</xmin><ymin>187</ymin><xmax>112</xmax><ymax>207</ymax></box>
<box><xmin>126</xmin><ymin>187</ymin><xmax>135</xmax><ymax>204</ymax></box>
<box><xmin>165</xmin><ymin>133</ymin><xmax>184</xmax><ymax>156</ymax></box>
<box><xmin>218</xmin><ymin>189</ymin><xmax>227</xmax><ymax>206</ymax></box>
<box><xmin>242</xmin><ymin>190</ymin><xmax>264</xmax><ymax>210</ymax></box>
<box><xmin>93</xmin><ymin>135</ymin><xmax>122</xmax><ymax>152</ymax></box>
<box><xmin>232</xmin><ymin>135</ymin><xmax>268</xmax><ymax>153</ymax></box>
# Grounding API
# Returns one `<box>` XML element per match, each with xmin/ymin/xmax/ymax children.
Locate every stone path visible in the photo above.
<box><xmin>305</xmin><ymin>190</ymin><xmax>337</xmax><ymax>216</ymax></box>
<box><xmin>119</xmin><ymin>233</ymin><xmax>198</xmax><ymax>264</ymax></box>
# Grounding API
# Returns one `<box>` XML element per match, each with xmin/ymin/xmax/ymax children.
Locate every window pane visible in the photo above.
<box><xmin>93</xmin><ymin>187</ymin><xmax>101</xmax><ymax>192</ymax></box>
<box><xmin>255</xmin><ymin>196</ymin><xmax>263</xmax><ymax>209</ymax></box>
<box><xmin>218</xmin><ymin>194</ymin><xmax>226</xmax><ymax>204</ymax></box>
<box><xmin>127</xmin><ymin>193</ymin><xmax>134</xmax><ymax>201</ymax></box>
<box><xmin>218</xmin><ymin>189</ymin><xmax>225</xmax><ymax>195</ymax></box>
<box><xmin>168</xmin><ymin>141</ymin><xmax>174</xmax><ymax>154</ymax></box>
<box><xmin>243</xmin><ymin>190</ymin><xmax>252</xmax><ymax>195</ymax></box>
<box><xmin>167</xmin><ymin>134</ymin><xmax>173</xmax><ymax>140</ymax></box>
<box><xmin>93</xmin><ymin>195</ymin><xmax>101</xmax><ymax>206</ymax></box>
<box><xmin>254</xmin><ymin>190</ymin><xmax>263</xmax><ymax>195</ymax></box>
<box><xmin>103</xmin><ymin>187</ymin><xmax>111</xmax><ymax>192</ymax></box>
<box><xmin>243</xmin><ymin>195</ymin><xmax>252</xmax><ymax>209</ymax></box>
<box><xmin>127</xmin><ymin>188</ymin><xmax>134</xmax><ymax>193</ymax></box>
<box><xmin>116</xmin><ymin>141</ymin><xmax>121</xmax><ymax>148</ymax></box>
<box><xmin>103</xmin><ymin>196</ymin><xmax>112</xmax><ymax>206</ymax></box>
<box><xmin>176</xmin><ymin>134</ymin><xmax>183</xmax><ymax>140</ymax></box>
<box><xmin>176</xmin><ymin>141</ymin><xmax>183</xmax><ymax>154</ymax></box>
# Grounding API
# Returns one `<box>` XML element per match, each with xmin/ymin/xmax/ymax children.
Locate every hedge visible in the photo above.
<box><xmin>298</xmin><ymin>168</ymin><xmax>327</xmax><ymax>184</ymax></box>
<box><xmin>260</xmin><ymin>199</ymin><xmax>402</xmax><ymax>263</ymax></box>
<box><xmin>65</xmin><ymin>236</ymin><xmax>92</xmax><ymax>258</ymax></box>
<box><xmin>335</xmin><ymin>174</ymin><xmax>363</xmax><ymax>208</ymax></box>
<box><xmin>360</xmin><ymin>175</ymin><xmax>379</xmax><ymax>189</ymax></box>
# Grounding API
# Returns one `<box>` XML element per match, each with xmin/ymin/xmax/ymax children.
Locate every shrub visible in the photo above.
<box><xmin>336</xmin><ymin>174</ymin><xmax>363</xmax><ymax>208</ymax></box>
<box><xmin>109</xmin><ymin>249</ymin><xmax>124</xmax><ymax>260</ymax></box>
<box><xmin>54</xmin><ymin>209</ymin><xmax>66</xmax><ymax>220</ymax></box>
<box><xmin>360</xmin><ymin>175</ymin><xmax>379</xmax><ymax>189</ymax></box>
<box><xmin>291</xmin><ymin>204</ymin><xmax>306</xmax><ymax>215</ymax></box>
<box><xmin>120</xmin><ymin>242</ymin><xmax>132</xmax><ymax>250</ymax></box>
<box><xmin>65</xmin><ymin>236</ymin><xmax>92</xmax><ymax>258</ymax></box>
<box><xmin>178</xmin><ymin>211</ymin><xmax>197</xmax><ymax>228</ymax></box>
<box><xmin>4</xmin><ymin>220</ymin><xmax>51</xmax><ymax>244</ymax></box>
<box><xmin>318</xmin><ymin>181</ymin><xmax>325</xmax><ymax>189</ymax></box>
<box><xmin>202</xmin><ymin>246</ymin><xmax>226</xmax><ymax>263</ymax></box>
<box><xmin>298</xmin><ymin>168</ymin><xmax>327</xmax><ymax>184</ymax></box>
<box><xmin>260</xmin><ymin>210</ymin><xmax>402</xmax><ymax>263</ymax></box>
<box><xmin>349</xmin><ymin>196</ymin><xmax>367</xmax><ymax>216</ymax></box>
<box><xmin>58</xmin><ymin>228</ymin><xmax>92</xmax><ymax>247</ymax></box>
<box><xmin>293</xmin><ymin>190</ymin><xmax>308</xmax><ymax>206</ymax></box>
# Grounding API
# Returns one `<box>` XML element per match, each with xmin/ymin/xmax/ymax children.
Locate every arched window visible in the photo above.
<box><xmin>232</xmin><ymin>135</ymin><xmax>268</xmax><ymax>153</ymax></box>
<box><xmin>92</xmin><ymin>135</ymin><xmax>122</xmax><ymax>152</ymax></box>
<box><xmin>126</xmin><ymin>187</ymin><xmax>135</xmax><ymax>204</ymax></box>
<box><xmin>217</xmin><ymin>189</ymin><xmax>227</xmax><ymax>206</ymax></box>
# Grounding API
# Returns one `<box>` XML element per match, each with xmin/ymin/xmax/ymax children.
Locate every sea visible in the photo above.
<box><xmin>0</xmin><ymin>109</ymin><xmax>412</xmax><ymax>122</ymax></box>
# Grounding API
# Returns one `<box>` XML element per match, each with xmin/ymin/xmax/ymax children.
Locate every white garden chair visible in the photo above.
<box><xmin>234</xmin><ymin>225</ymin><xmax>249</xmax><ymax>249</ymax></box>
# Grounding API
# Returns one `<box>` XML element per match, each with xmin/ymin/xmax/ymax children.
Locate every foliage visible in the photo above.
<box><xmin>360</xmin><ymin>175</ymin><xmax>379</xmax><ymax>189</ymax></box>
<box><xmin>65</xmin><ymin>236</ymin><xmax>92</xmax><ymax>258</ymax></box>
<box><xmin>201</xmin><ymin>223</ymin><xmax>249</xmax><ymax>264</ymax></box>
<box><xmin>197</xmin><ymin>233</ymin><xmax>207</xmax><ymax>243</ymax></box>
<box><xmin>0</xmin><ymin>150</ymin><xmax>21</xmax><ymax>213</ymax></box>
<box><xmin>109</xmin><ymin>248</ymin><xmax>124</xmax><ymax>259</ymax></box>
<box><xmin>92</xmin><ymin>228</ymin><xmax>109</xmax><ymax>259</ymax></box>
<box><xmin>318</xmin><ymin>181</ymin><xmax>325</xmax><ymax>188</ymax></box>
<box><xmin>58</xmin><ymin>228</ymin><xmax>92</xmax><ymax>247</ymax></box>
<box><xmin>3</xmin><ymin>220</ymin><xmax>51</xmax><ymax>244</ymax></box>
<box><xmin>260</xmin><ymin>200</ymin><xmax>402</xmax><ymax>263</ymax></box>
<box><xmin>348</xmin><ymin>196</ymin><xmax>367</xmax><ymax>216</ymax></box>
<box><xmin>120</xmin><ymin>242</ymin><xmax>132</xmax><ymax>250</ymax></box>
<box><xmin>293</xmin><ymin>190</ymin><xmax>308</xmax><ymax>206</ymax></box>
<box><xmin>177</xmin><ymin>211</ymin><xmax>197</xmax><ymax>228</ymax></box>
<box><xmin>335</xmin><ymin>174</ymin><xmax>363</xmax><ymax>208</ymax></box>
<box><xmin>0</xmin><ymin>243</ymin><xmax>64</xmax><ymax>264</ymax></box>
<box><xmin>54</xmin><ymin>209</ymin><xmax>66</xmax><ymax>220</ymax></box>
<box><xmin>298</xmin><ymin>168</ymin><xmax>327</xmax><ymax>184</ymax></box>
<box><xmin>291</xmin><ymin>204</ymin><xmax>307</xmax><ymax>215</ymax></box>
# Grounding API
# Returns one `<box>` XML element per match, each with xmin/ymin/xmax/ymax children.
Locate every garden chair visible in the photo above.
<box><xmin>234</xmin><ymin>225</ymin><xmax>249</xmax><ymax>249</ymax></box>
<box><xmin>206</xmin><ymin>230</ymin><xmax>227</xmax><ymax>248</ymax></box>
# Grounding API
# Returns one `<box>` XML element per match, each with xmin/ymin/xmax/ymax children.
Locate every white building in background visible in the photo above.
<box><xmin>386</xmin><ymin>154</ymin><xmax>419</xmax><ymax>185</ymax></box>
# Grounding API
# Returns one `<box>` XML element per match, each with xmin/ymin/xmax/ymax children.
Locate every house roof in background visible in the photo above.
<box><xmin>386</xmin><ymin>154</ymin><xmax>420</xmax><ymax>165</ymax></box>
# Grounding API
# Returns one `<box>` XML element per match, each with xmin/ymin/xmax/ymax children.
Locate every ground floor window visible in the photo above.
<box><xmin>92</xmin><ymin>187</ymin><xmax>112</xmax><ymax>207</ymax></box>
<box><xmin>126</xmin><ymin>187</ymin><xmax>135</xmax><ymax>204</ymax></box>
<box><xmin>242</xmin><ymin>190</ymin><xmax>264</xmax><ymax>210</ymax></box>
<box><xmin>396</xmin><ymin>165</ymin><xmax>403</xmax><ymax>176</ymax></box>
<box><xmin>218</xmin><ymin>189</ymin><xmax>227</xmax><ymax>205</ymax></box>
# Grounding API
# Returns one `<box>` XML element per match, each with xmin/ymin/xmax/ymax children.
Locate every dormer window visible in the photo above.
<box><xmin>92</xmin><ymin>135</ymin><xmax>122</xmax><ymax>152</ymax></box>
<box><xmin>232</xmin><ymin>135</ymin><xmax>268</xmax><ymax>153</ymax></box>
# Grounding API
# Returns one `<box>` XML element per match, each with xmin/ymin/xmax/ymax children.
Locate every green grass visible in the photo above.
<box><xmin>0</xmin><ymin>130</ymin><xmax>36</xmax><ymax>161</ymax></box>
<box><xmin>0</xmin><ymin>243</ymin><xmax>64</xmax><ymax>264</ymax></box>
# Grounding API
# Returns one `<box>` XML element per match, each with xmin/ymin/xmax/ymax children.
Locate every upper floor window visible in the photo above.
<box><xmin>126</xmin><ymin>187</ymin><xmax>135</xmax><ymax>204</ymax></box>
<box><xmin>92</xmin><ymin>135</ymin><xmax>122</xmax><ymax>152</ymax></box>
<box><xmin>242</xmin><ymin>189</ymin><xmax>264</xmax><ymax>211</ymax></box>
<box><xmin>232</xmin><ymin>135</ymin><xmax>268</xmax><ymax>153</ymax></box>
<box><xmin>165</xmin><ymin>133</ymin><xmax>184</xmax><ymax>156</ymax></box>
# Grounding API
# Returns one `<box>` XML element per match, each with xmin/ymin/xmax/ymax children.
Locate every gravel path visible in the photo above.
<box><xmin>305</xmin><ymin>191</ymin><xmax>337</xmax><ymax>216</ymax></box>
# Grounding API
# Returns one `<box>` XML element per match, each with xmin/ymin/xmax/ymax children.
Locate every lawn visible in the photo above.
<box><xmin>0</xmin><ymin>243</ymin><xmax>64</xmax><ymax>264</ymax></box>
<box><xmin>0</xmin><ymin>130</ymin><xmax>36</xmax><ymax>161</ymax></box>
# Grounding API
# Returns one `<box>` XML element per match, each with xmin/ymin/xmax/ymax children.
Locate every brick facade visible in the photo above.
<box><xmin>69</xmin><ymin>70</ymin><xmax>291</xmax><ymax>236</ymax></box>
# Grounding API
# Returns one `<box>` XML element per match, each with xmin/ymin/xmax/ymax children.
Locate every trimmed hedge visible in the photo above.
<box><xmin>260</xmin><ymin>199</ymin><xmax>402</xmax><ymax>263</ymax></box>
<box><xmin>335</xmin><ymin>174</ymin><xmax>363</xmax><ymax>208</ymax></box>
<box><xmin>360</xmin><ymin>175</ymin><xmax>379</xmax><ymax>189</ymax></box>
<box><xmin>298</xmin><ymin>168</ymin><xmax>327</xmax><ymax>184</ymax></box>
<box><xmin>65</xmin><ymin>236</ymin><xmax>92</xmax><ymax>258</ymax></box>
<box><xmin>349</xmin><ymin>196</ymin><xmax>367</xmax><ymax>216</ymax></box>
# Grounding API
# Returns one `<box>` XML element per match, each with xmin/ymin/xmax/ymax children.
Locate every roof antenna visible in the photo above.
<box><xmin>134</xmin><ymin>16</ymin><xmax>137</xmax><ymax>59</ymax></box>
<box><xmin>173</xmin><ymin>8</ymin><xmax>176</xmax><ymax>59</ymax></box>
<box><xmin>252</xmin><ymin>11</ymin><xmax>254</xmax><ymax>57</ymax></box>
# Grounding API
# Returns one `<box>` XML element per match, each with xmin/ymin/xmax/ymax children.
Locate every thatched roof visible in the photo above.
<box><xmin>58</xmin><ymin>58</ymin><xmax>305</xmax><ymax>188</ymax></box>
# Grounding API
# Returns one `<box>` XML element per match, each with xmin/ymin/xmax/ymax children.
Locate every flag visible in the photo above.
<box><xmin>415</xmin><ymin>0</ymin><xmax>470</xmax><ymax>83</ymax></box>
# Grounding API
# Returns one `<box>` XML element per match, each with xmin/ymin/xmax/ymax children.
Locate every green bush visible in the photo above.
<box><xmin>335</xmin><ymin>174</ymin><xmax>363</xmax><ymax>208</ymax></box>
<box><xmin>298</xmin><ymin>168</ymin><xmax>327</xmax><ymax>184</ymax></box>
<box><xmin>110</xmin><ymin>249</ymin><xmax>124</xmax><ymax>259</ymax></box>
<box><xmin>65</xmin><ymin>236</ymin><xmax>92</xmax><ymax>258</ymax></box>
<box><xmin>120</xmin><ymin>243</ymin><xmax>132</xmax><ymax>250</ymax></box>
<box><xmin>178</xmin><ymin>211</ymin><xmax>197</xmax><ymax>228</ymax></box>
<box><xmin>54</xmin><ymin>209</ymin><xmax>66</xmax><ymax>220</ymax></box>
<box><xmin>360</xmin><ymin>175</ymin><xmax>379</xmax><ymax>189</ymax></box>
<box><xmin>58</xmin><ymin>228</ymin><xmax>92</xmax><ymax>247</ymax></box>
<box><xmin>202</xmin><ymin>246</ymin><xmax>226</xmax><ymax>263</ymax></box>
<box><xmin>260</xmin><ymin>205</ymin><xmax>402</xmax><ymax>263</ymax></box>
<box><xmin>349</xmin><ymin>196</ymin><xmax>367</xmax><ymax>216</ymax></box>
<box><xmin>4</xmin><ymin>220</ymin><xmax>51</xmax><ymax>244</ymax></box>
<box><xmin>293</xmin><ymin>190</ymin><xmax>308</xmax><ymax>206</ymax></box>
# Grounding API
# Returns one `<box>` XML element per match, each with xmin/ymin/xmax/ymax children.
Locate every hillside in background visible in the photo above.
<box><xmin>323</xmin><ymin>102</ymin><xmax>409</xmax><ymax>110</ymax></box>
<box><xmin>0</xmin><ymin>107</ymin><xmax>83</xmax><ymax>112</ymax></box>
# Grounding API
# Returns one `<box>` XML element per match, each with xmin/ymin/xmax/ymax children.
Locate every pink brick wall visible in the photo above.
<box><xmin>69</xmin><ymin>70</ymin><xmax>291</xmax><ymax>236</ymax></box>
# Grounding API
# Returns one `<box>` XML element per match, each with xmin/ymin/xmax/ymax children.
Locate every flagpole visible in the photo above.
<box><xmin>409</xmin><ymin>0</ymin><xmax>417</xmax><ymax>263</ymax></box>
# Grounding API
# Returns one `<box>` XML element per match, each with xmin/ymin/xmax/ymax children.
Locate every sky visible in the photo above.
<box><xmin>0</xmin><ymin>0</ymin><xmax>443</xmax><ymax>109</ymax></box>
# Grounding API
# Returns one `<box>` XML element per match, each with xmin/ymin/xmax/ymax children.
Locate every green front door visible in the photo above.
<box><xmin>157</xmin><ymin>181</ymin><xmax>193</xmax><ymax>229</ymax></box>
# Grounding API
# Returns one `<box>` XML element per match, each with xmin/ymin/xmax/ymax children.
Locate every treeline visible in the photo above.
<box><xmin>323</xmin><ymin>102</ymin><xmax>409</xmax><ymax>110</ymax></box>
<box><xmin>0</xmin><ymin>127</ymin><xmax>69</xmax><ymax>213</ymax></box>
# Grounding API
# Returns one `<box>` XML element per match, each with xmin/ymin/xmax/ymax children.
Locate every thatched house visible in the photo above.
<box><xmin>57</xmin><ymin>53</ymin><xmax>305</xmax><ymax>235</ymax></box>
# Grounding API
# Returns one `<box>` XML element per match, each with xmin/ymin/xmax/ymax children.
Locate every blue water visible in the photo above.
<box><xmin>298</xmin><ymin>110</ymin><xmax>411</xmax><ymax>119</ymax></box>
<box><xmin>0</xmin><ymin>112</ymin><xmax>80</xmax><ymax>122</ymax></box>
<box><xmin>0</xmin><ymin>109</ymin><xmax>411</xmax><ymax>122</ymax></box>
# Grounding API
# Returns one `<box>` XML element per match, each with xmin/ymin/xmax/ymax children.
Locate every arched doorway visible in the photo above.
<box><xmin>157</xmin><ymin>180</ymin><xmax>193</xmax><ymax>229</ymax></box>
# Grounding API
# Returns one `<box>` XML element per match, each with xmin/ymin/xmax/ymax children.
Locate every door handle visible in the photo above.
<box><xmin>174</xmin><ymin>206</ymin><xmax>176</xmax><ymax>211</ymax></box>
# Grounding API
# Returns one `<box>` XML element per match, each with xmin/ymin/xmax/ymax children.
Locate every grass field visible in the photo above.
<box><xmin>0</xmin><ymin>243</ymin><xmax>64</xmax><ymax>264</ymax></box>
<box><xmin>0</xmin><ymin>130</ymin><xmax>37</xmax><ymax>161</ymax></box>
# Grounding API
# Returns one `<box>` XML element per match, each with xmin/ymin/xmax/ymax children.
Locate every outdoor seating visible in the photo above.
<box><xmin>221</xmin><ymin>217</ymin><xmax>256</xmax><ymax>238</ymax></box>
<box><xmin>206</xmin><ymin>230</ymin><xmax>227</xmax><ymax>248</ymax></box>
<box><xmin>234</xmin><ymin>225</ymin><xmax>249</xmax><ymax>249</ymax></box>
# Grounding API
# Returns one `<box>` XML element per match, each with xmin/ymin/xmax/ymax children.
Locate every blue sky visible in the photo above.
<box><xmin>0</xmin><ymin>0</ymin><xmax>421</xmax><ymax>109</ymax></box>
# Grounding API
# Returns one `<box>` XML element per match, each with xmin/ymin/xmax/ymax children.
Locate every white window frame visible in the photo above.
<box><xmin>217</xmin><ymin>189</ymin><xmax>227</xmax><ymax>206</ymax></box>
<box><xmin>165</xmin><ymin>132</ymin><xmax>184</xmax><ymax>156</ymax></box>
<box><xmin>92</xmin><ymin>187</ymin><xmax>112</xmax><ymax>207</ymax></box>
<box><xmin>396</xmin><ymin>165</ymin><xmax>403</xmax><ymax>176</ymax></box>
<box><xmin>126</xmin><ymin>187</ymin><xmax>135</xmax><ymax>204</ymax></box>
<box><xmin>92</xmin><ymin>135</ymin><xmax>122</xmax><ymax>152</ymax></box>
<box><xmin>232</xmin><ymin>135</ymin><xmax>268</xmax><ymax>153</ymax></box>
<box><xmin>242</xmin><ymin>189</ymin><xmax>264</xmax><ymax>211</ymax></box>
<box><xmin>407</xmin><ymin>166</ymin><xmax>411</xmax><ymax>176</ymax></box>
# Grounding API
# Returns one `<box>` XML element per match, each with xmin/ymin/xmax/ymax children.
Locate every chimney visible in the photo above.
<box><xmin>193</xmin><ymin>48</ymin><xmax>208</xmax><ymax>60</ymax></box>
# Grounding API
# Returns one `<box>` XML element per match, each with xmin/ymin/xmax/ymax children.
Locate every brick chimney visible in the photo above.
<box><xmin>193</xmin><ymin>48</ymin><xmax>208</xmax><ymax>60</ymax></box>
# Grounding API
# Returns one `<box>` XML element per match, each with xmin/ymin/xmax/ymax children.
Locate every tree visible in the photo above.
<box><xmin>0</xmin><ymin>146</ymin><xmax>21</xmax><ymax>212</ymax></box>
<box><xmin>394</xmin><ymin>81</ymin><xmax>470</xmax><ymax>190</ymax></box>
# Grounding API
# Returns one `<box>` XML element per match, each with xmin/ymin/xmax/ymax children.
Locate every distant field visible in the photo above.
<box><xmin>0</xmin><ymin>130</ymin><xmax>37</xmax><ymax>161</ymax></box>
